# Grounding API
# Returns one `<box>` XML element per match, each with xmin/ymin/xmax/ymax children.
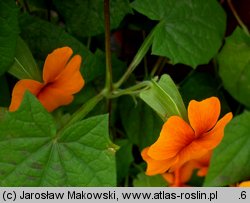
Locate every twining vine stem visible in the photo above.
<box><xmin>227</xmin><ymin>0</ymin><xmax>249</xmax><ymax>35</ymax></box>
<box><xmin>104</xmin><ymin>0</ymin><xmax>113</xmax><ymax>92</ymax></box>
<box><xmin>114</xmin><ymin>27</ymin><xmax>155</xmax><ymax>88</ymax></box>
<box><xmin>62</xmin><ymin>2</ymin><xmax>157</xmax><ymax>128</ymax></box>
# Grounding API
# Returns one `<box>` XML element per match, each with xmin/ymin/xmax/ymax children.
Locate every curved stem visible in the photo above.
<box><xmin>109</xmin><ymin>81</ymin><xmax>152</xmax><ymax>98</ymax></box>
<box><xmin>87</xmin><ymin>37</ymin><xmax>92</xmax><ymax>49</ymax></box>
<box><xmin>227</xmin><ymin>0</ymin><xmax>249</xmax><ymax>35</ymax></box>
<box><xmin>60</xmin><ymin>92</ymin><xmax>104</xmax><ymax>132</ymax></box>
<box><xmin>142</xmin><ymin>30</ymin><xmax>148</xmax><ymax>79</ymax></box>
<box><xmin>59</xmin><ymin>79</ymin><xmax>151</xmax><ymax>130</ymax></box>
<box><xmin>150</xmin><ymin>57</ymin><xmax>165</xmax><ymax>77</ymax></box>
<box><xmin>114</xmin><ymin>27</ymin><xmax>155</xmax><ymax>88</ymax></box>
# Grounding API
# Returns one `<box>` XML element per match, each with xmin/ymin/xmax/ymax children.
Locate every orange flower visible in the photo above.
<box><xmin>141</xmin><ymin>97</ymin><xmax>232</xmax><ymax>176</ymax></box>
<box><xmin>161</xmin><ymin>151</ymin><xmax>212</xmax><ymax>187</ymax></box>
<box><xmin>191</xmin><ymin>150</ymin><xmax>212</xmax><ymax>177</ymax></box>
<box><xmin>9</xmin><ymin>47</ymin><xmax>84</xmax><ymax>112</ymax></box>
<box><xmin>162</xmin><ymin>161</ymin><xmax>197</xmax><ymax>187</ymax></box>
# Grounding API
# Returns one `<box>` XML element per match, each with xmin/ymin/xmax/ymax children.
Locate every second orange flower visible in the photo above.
<box><xmin>142</xmin><ymin>97</ymin><xmax>232</xmax><ymax>176</ymax></box>
<box><xmin>9</xmin><ymin>47</ymin><xmax>84</xmax><ymax>112</ymax></box>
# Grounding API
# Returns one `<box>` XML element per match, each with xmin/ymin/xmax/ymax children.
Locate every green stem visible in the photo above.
<box><xmin>57</xmin><ymin>80</ymin><xmax>150</xmax><ymax>132</ymax></box>
<box><xmin>104</xmin><ymin>0</ymin><xmax>113</xmax><ymax>92</ymax></box>
<box><xmin>227</xmin><ymin>0</ymin><xmax>249</xmax><ymax>35</ymax></box>
<box><xmin>61</xmin><ymin>93</ymin><xmax>104</xmax><ymax>129</ymax></box>
<box><xmin>157</xmin><ymin>58</ymin><xmax>168</xmax><ymax>75</ymax></box>
<box><xmin>87</xmin><ymin>37</ymin><xmax>92</xmax><ymax>49</ymax></box>
<box><xmin>150</xmin><ymin>57</ymin><xmax>165</xmax><ymax>77</ymax></box>
<box><xmin>114</xmin><ymin>27</ymin><xmax>155</xmax><ymax>88</ymax></box>
<box><xmin>109</xmin><ymin>81</ymin><xmax>152</xmax><ymax>98</ymax></box>
<box><xmin>142</xmin><ymin>30</ymin><xmax>148</xmax><ymax>79</ymax></box>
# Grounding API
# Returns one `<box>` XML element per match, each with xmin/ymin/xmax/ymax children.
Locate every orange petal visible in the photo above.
<box><xmin>180</xmin><ymin>151</ymin><xmax>212</xmax><ymax>177</ymax></box>
<box><xmin>43</xmin><ymin>47</ymin><xmax>73</xmax><ymax>83</ymax></box>
<box><xmin>163</xmin><ymin>164</ymin><xmax>195</xmax><ymax>187</ymax></box>
<box><xmin>179</xmin><ymin>161</ymin><xmax>199</xmax><ymax>183</ymax></box>
<box><xmin>37</xmin><ymin>86</ymin><xmax>73</xmax><ymax>112</ymax></box>
<box><xmin>188</xmin><ymin>97</ymin><xmax>221</xmax><ymax>137</ymax></box>
<box><xmin>195</xmin><ymin>151</ymin><xmax>211</xmax><ymax>176</ymax></box>
<box><xmin>171</xmin><ymin>169</ymin><xmax>182</xmax><ymax>186</ymax></box>
<box><xmin>9</xmin><ymin>79</ymin><xmax>43</xmax><ymax>112</ymax></box>
<box><xmin>196</xmin><ymin>150</ymin><xmax>212</xmax><ymax>166</ymax></box>
<box><xmin>141</xmin><ymin>147</ymin><xmax>178</xmax><ymax>176</ymax></box>
<box><xmin>148</xmin><ymin>116</ymin><xmax>195</xmax><ymax>160</ymax></box>
<box><xmin>238</xmin><ymin>181</ymin><xmax>250</xmax><ymax>187</ymax></box>
<box><xmin>162</xmin><ymin>173</ymin><xmax>174</xmax><ymax>185</ymax></box>
<box><xmin>52</xmin><ymin>55</ymin><xmax>84</xmax><ymax>93</ymax></box>
<box><xmin>195</xmin><ymin>112</ymin><xmax>233</xmax><ymax>150</ymax></box>
<box><xmin>197</xmin><ymin>167</ymin><xmax>208</xmax><ymax>177</ymax></box>
<box><xmin>172</xmin><ymin>141</ymin><xmax>209</xmax><ymax>170</ymax></box>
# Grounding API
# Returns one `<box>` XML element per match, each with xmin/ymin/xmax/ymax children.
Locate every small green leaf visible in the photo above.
<box><xmin>218</xmin><ymin>27</ymin><xmax>250</xmax><ymax>108</ymax></box>
<box><xmin>53</xmin><ymin>0</ymin><xmax>132</xmax><ymax>37</ymax></box>
<box><xmin>204</xmin><ymin>111</ymin><xmax>250</xmax><ymax>186</ymax></box>
<box><xmin>131</xmin><ymin>0</ymin><xmax>226</xmax><ymax>68</ymax></box>
<box><xmin>0</xmin><ymin>92</ymin><xmax>116</xmax><ymax>186</ymax></box>
<box><xmin>8</xmin><ymin>37</ymin><xmax>42</xmax><ymax>81</ymax></box>
<box><xmin>0</xmin><ymin>1</ymin><xmax>19</xmax><ymax>75</ymax></box>
<box><xmin>119</xmin><ymin>97</ymin><xmax>163</xmax><ymax>149</ymax></box>
<box><xmin>133</xmin><ymin>172</ymin><xmax>167</xmax><ymax>187</ymax></box>
<box><xmin>140</xmin><ymin>74</ymin><xmax>187</xmax><ymax>121</ymax></box>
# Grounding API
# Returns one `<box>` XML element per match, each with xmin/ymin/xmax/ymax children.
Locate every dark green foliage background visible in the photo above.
<box><xmin>0</xmin><ymin>0</ymin><xmax>249</xmax><ymax>186</ymax></box>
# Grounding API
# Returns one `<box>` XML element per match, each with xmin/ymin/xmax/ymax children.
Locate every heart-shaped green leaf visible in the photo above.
<box><xmin>204</xmin><ymin>111</ymin><xmax>250</xmax><ymax>186</ymax></box>
<box><xmin>218</xmin><ymin>27</ymin><xmax>250</xmax><ymax>108</ymax></box>
<box><xmin>0</xmin><ymin>92</ymin><xmax>116</xmax><ymax>186</ymax></box>
<box><xmin>131</xmin><ymin>0</ymin><xmax>226</xmax><ymax>68</ymax></box>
